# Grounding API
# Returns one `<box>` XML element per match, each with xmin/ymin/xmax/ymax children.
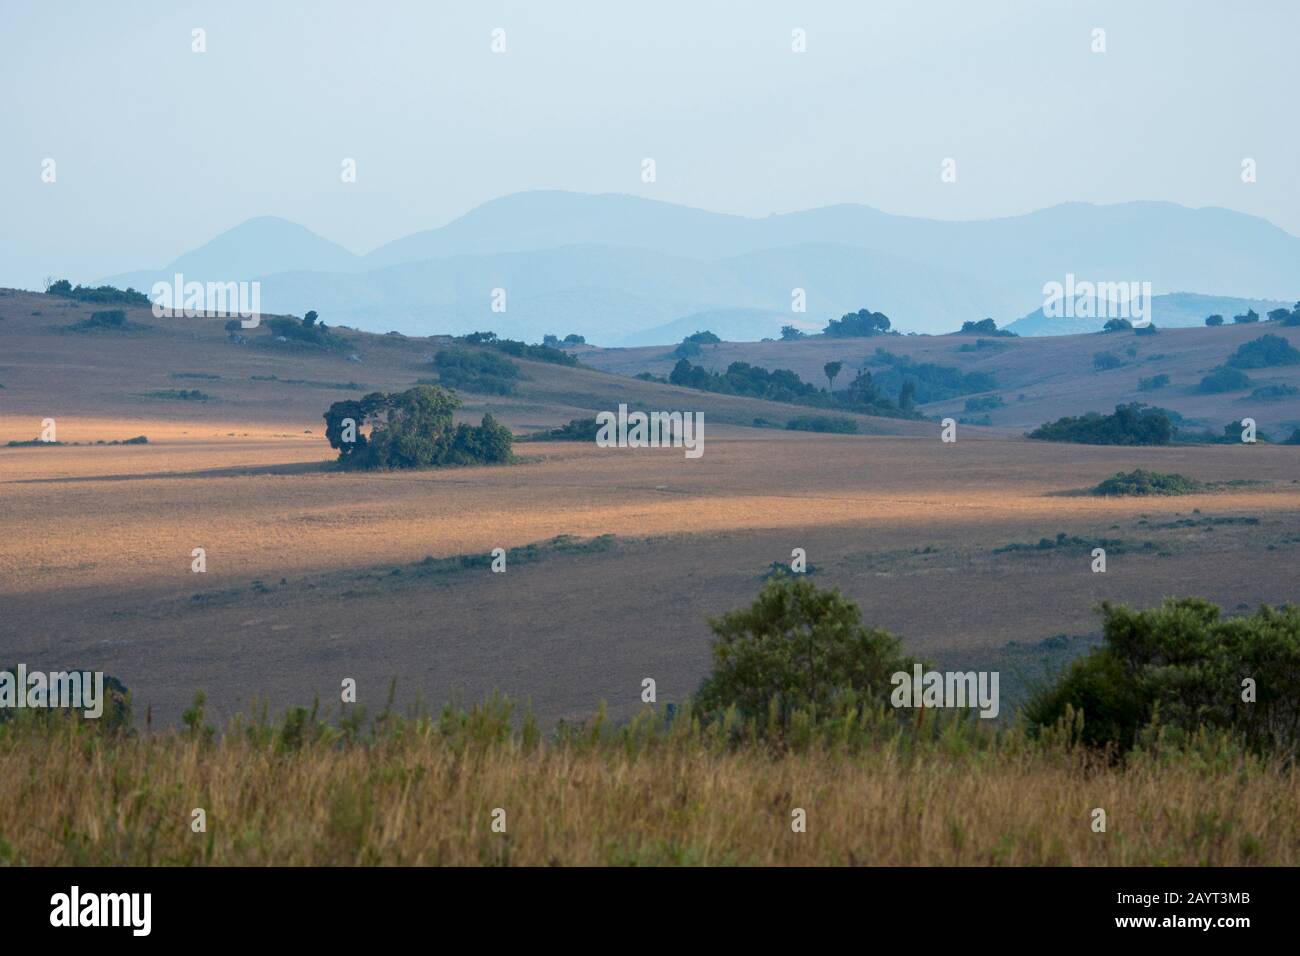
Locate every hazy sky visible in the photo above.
<box><xmin>2</xmin><ymin>0</ymin><xmax>1296</xmax><ymax>289</ymax></box>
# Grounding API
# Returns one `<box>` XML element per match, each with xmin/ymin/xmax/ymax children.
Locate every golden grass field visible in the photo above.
<box><xmin>3</xmin><ymin>706</ymin><xmax>1297</xmax><ymax>866</ymax></box>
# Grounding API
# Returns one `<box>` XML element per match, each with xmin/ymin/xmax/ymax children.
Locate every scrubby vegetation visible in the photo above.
<box><xmin>1092</xmin><ymin>351</ymin><xmax>1122</xmax><ymax>371</ymax></box>
<box><xmin>67</xmin><ymin>309</ymin><xmax>149</xmax><ymax>333</ymax></box>
<box><xmin>1137</xmin><ymin>373</ymin><xmax>1170</xmax><ymax>391</ymax></box>
<box><xmin>1090</xmin><ymin>469</ymin><xmax>1201</xmax><ymax>497</ymax></box>
<box><xmin>1027</xmin><ymin>404</ymin><xmax>1174</xmax><ymax>445</ymax></box>
<box><xmin>522</xmin><ymin>418</ymin><xmax>601</xmax><ymax>442</ymax></box>
<box><xmin>1199</xmin><ymin>366</ymin><xmax>1252</xmax><ymax>393</ymax></box>
<box><xmin>956</xmin><ymin>318</ymin><xmax>1016</xmax><ymax>337</ymax></box>
<box><xmin>963</xmin><ymin>394</ymin><xmax>1003</xmax><ymax>412</ymax></box>
<box><xmin>323</xmin><ymin>385</ymin><xmax>512</xmax><ymax>469</ymax></box>
<box><xmin>669</xmin><ymin>359</ymin><xmax>910</xmax><ymax>418</ymax></box>
<box><xmin>956</xmin><ymin>337</ymin><xmax>1012</xmax><ymax>353</ymax></box>
<box><xmin>822</xmin><ymin>308</ymin><xmax>892</xmax><ymax>337</ymax></box>
<box><xmin>869</xmin><ymin>350</ymin><xmax>997</xmax><ymax>403</ymax></box>
<box><xmin>430</xmin><ymin>348</ymin><xmax>520</xmax><ymax>395</ymax></box>
<box><xmin>264</xmin><ymin>315</ymin><xmax>349</xmax><ymax>350</ymax></box>
<box><xmin>145</xmin><ymin>389</ymin><xmax>212</xmax><ymax>402</ymax></box>
<box><xmin>785</xmin><ymin>414</ymin><xmax>858</xmax><ymax>434</ymax></box>
<box><xmin>457</xmin><ymin>332</ymin><xmax>578</xmax><ymax>366</ymax></box>
<box><xmin>1225</xmin><ymin>334</ymin><xmax>1300</xmax><ymax>369</ymax></box>
<box><xmin>1249</xmin><ymin>383</ymin><xmax>1299</xmax><ymax>400</ymax></box>
<box><xmin>45</xmin><ymin>279</ymin><xmax>149</xmax><ymax>306</ymax></box>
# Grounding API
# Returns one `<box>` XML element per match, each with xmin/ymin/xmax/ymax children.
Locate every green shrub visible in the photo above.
<box><xmin>1138</xmin><ymin>373</ymin><xmax>1170</xmax><ymax>391</ymax></box>
<box><xmin>964</xmin><ymin>394</ymin><xmax>1004</xmax><ymax>412</ymax></box>
<box><xmin>524</xmin><ymin>418</ymin><xmax>600</xmax><ymax>442</ymax></box>
<box><xmin>1093</xmin><ymin>352</ymin><xmax>1122</xmax><ymax>371</ymax></box>
<box><xmin>1199</xmin><ymin>366</ymin><xmax>1252</xmax><ymax>393</ymax></box>
<box><xmin>695</xmin><ymin>575</ymin><xmax>918</xmax><ymax>726</ymax></box>
<box><xmin>432</xmin><ymin>348</ymin><xmax>520</xmax><ymax>395</ymax></box>
<box><xmin>1026</xmin><ymin>599</ymin><xmax>1300</xmax><ymax>754</ymax></box>
<box><xmin>785</xmin><ymin>414</ymin><xmax>858</xmax><ymax>434</ymax></box>
<box><xmin>1250</xmin><ymin>383</ymin><xmax>1299</xmax><ymax>400</ymax></box>
<box><xmin>264</xmin><ymin>316</ymin><xmax>348</xmax><ymax>349</ymax></box>
<box><xmin>1090</xmin><ymin>469</ymin><xmax>1200</xmax><ymax>496</ymax></box>
<box><xmin>45</xmin><ymin>280</ymin><xmax>149</xmax><ymax>306</ymax></box>
<box><xmin>1225</xmin><ymin>334</ymin><xmax>1300</xmax><ymax>369</ymax></box>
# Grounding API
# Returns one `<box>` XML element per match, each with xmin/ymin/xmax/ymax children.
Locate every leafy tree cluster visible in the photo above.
<box><xmin>1225</xmin><ymin>334</ymin><xmax>1300</xmax><ymax>369</ymax></box>
<box><xmin>668</xmin><ymin>359</ymin><xmax>907</xmax><ymax>417</ymax></box>
<box><xmin>785</xmin><ymin>414</ymin><xmax>858</xmax><ymax>434</ymax></box>
<box><xmin>823</xmin><ymin>308</ymin><xmax>892</xmax><ymax>337</ymax></box>
<box><xmin>869</xmin><ymin>350</ymin><xmax>997</xmax><ymax>403</ymax></box>
<box><xmin>456</xmin><ymin>332</ymin><xmax>578</xmax><ymax>366</ymax></box>
<box><xmin>670</xmin><ymin>359</ymin><xmax>820</xmax><ymax>402</ymax></box>
<box><xmin>1138</xmin><ymin>373</ymin><xmax>1170</xmax><ymax>391</ymax></box>
<box><xmin>1233</xmin><ymin>309</ymin><xmax>1260</xmax><ymax>324</ymax></box>
<box><xmin>45</xmin><ymin>278</ymin><xmax>149</xmax><ymax>306</ymax></box>
<box><xmin>1027</xmin><ymin>403</ymin><xmax>1174</xmax><ymax>445</ymax></box>
<box><xmin>323</xmin><ymin>385</ymin><xmax>512</xmax><ymax>469</ymax></box>
<box><xmin>957</xmin><ymin>317</ymin><xmax>1016</xmax><ymax>337</ymax></box>
<box><xmin>431</xmin><ymin>348</ymin><xmax>520</xmax><ymax>395</ymax></box>
<box><xmin>779</xmin><ymin>325</ymin><xmax>807</xmax><ymax>341</ymax></box>
<box><xmin>1026</xmin><ymin>598</ymin><xmax>1300</xmax><ymax>754</ymax></box>
<box><xmin>542</xmin><ymin>333</ymin><xmax>586</xmax><ymax>347</ymax></box>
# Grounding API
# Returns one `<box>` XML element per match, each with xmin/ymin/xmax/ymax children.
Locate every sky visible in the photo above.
<box><xmin>1</xmin><ymin>0</ymin><xmax>1297</xmax><ymax>290</ymax></box>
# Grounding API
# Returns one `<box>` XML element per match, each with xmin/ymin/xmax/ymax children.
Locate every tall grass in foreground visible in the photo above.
<box><xmin>1</xmin><ymin>696</ymin><xmax>1296</xmax><ymax>866</ymax></box>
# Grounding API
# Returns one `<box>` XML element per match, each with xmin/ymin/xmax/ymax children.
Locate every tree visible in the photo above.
<box><xmin>684</xmin><ymin>330</ymin><xmax>721</xmax><ymax>346</ymax></box>
<box><xmin>694</xmin><ymin>574</ymin><xmax>918</xmax><ymax>726</ymax></box>
<box><xmin>823</xmin><ymin>361</ymin><xmax>843</xmax><ymax>391</ymax></box>
<box><xmin>1205</xmin><ymin>314</ymin><xmax>1224</xmax><ymax>327</ymax></box>
<box><xmin>1233</xmin><ymin>309</ymin><xmax>1260</xmax><ymax>324</ymax></box>
<box><xmin>303</xmin><ymin>310</ymin><xmax>319</xmax><ymax>327</ymax></box>
<box><xmin>1026</xmin><ymin>599</ymin><xmax>1300</xmax><ymax>753</ymax></box>
<box><xmin>1101</xmin><ymin>317</ymin><xmax>1132</xmax><ymax>332</ymax></box>
<box><xmin>542</xmin><ymin>334</ymin><xmax>560</xmax><ymax>347</ymax></box>
<box><xmin>562</xmin><ymin>333</ymin><xmax>586</xmax><ymax>345</ymax></box>
<box><xmin>824</xmin><ymin>308</ymin><xmax>891</xmax><ymax>337</ymax></box>
<box><xmin>323</xmin><ymin>385</ymin><xmax>513</xmax><ymax>469</ymax></box>
<box><xmin>1093</xmin><ymin>351</ymin><xmax>1122</xmax><ymax>371</ymax></box>
<box><xmin>780</xmin><ymin>325</ymin><xmax>806</xmax><ymax>341</ymax></box>
<box><xmin>1267</xmin><ymin>308</ymin><xmax>1292</xmax><ymax>323</ymax></box>
<box><xmin>898</xmin><ymin>379</ymin><xmax>916</xmax><ymax>411</ymax></box>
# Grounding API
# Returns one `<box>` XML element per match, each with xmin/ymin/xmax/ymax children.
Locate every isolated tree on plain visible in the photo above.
<box><xmin>780</xmin><ymin>325</ymin><xmax>805</xmax><ymax>341</ymax></box>
<box><xmin>824</xmin><ymin>361</ymin><xmax>843</xmax><ymax>391</ymax></box>
<box><xmin>1205</xmin><ymin>314</ymin><xmax>1224</xmax><ymax>327</ymax></box>
<box><xmin>303</xmin><ymin>310</ymin><xmax>319</xmax><ymax>327</ymax></box>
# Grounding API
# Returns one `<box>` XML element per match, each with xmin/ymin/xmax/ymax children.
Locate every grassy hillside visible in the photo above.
<box><xmin>0</xmin><ymin>289</ymin><xmax>928</xmax><ymax>438</ymax></box>
<box><xmin>575</xmin><ymin>322</ymin><xmax>1300</xmax><ymax>433</ymax></box>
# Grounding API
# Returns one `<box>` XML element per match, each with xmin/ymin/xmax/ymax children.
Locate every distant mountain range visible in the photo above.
<box><xmin>99</xmin><ymin>191</ymin><xmax>1300</xmax><ymax>344</ymax></box>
